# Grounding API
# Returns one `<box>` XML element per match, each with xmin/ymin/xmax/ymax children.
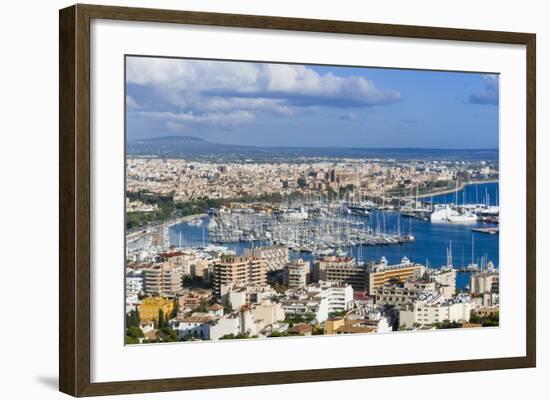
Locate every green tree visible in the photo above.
<box><xmin>269</xmin><ymin>331</ymin><xmax>293</xmax><ymax>337</ymax></box>
<box><xmin>126</xmin><ymin>326</ymin><xmax>144</xmax><ymax>339</ymax></box>
<box><xmin>222</xmin><ymin>297</ymin><xmax>233</xmax><ymax>314</ymax></box>
<box><xmin>171</xmin><ymin>298</ymin><xmax>179</xmax><ymax>319</ymax></box>
<box><xmin>158</xmin><ymin>325</ymin><xmax>178</xmax><ymax>342</ymax></box>
<box><xmin>158</xmin><ymin>308</ymin><xmax>166</xmax><ymax>329</ymax></box>
<box><xmin>126</xmin><ymin>309</ymin><xmax>140</xmax><ymax>328</ymax></box>
<box><xmin>125</xmin><ymin>336</ymin><xmax>139</xmax><ymax>345</ymax></box>
<box><xmin>470</xmin><ymin>311</ymin><xmax>499</xmax><ymax>327</ymax></box>
<box><xmin>435</xmin><ymin>320</ymin><xmax>461</xmax><ymax>329</ymax></box>
<box><xmin>193</xmin><ymin>300</ymin><xmax>210</xmax><ymax>314</ymax></box>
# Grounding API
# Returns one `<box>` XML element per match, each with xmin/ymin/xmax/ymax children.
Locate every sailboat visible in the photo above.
<box><xmin>466</xmin><ymin>233</ymin><xmax>479</xmax><ymax>270</ymax></box>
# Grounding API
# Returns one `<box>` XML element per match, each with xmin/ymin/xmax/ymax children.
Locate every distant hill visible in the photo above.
<box><xmin>128</xmin><ymin>135</ymin><xmax>263</xmax><ymax>159</ymax></box>
<box><xmin>127</xmin><ymin>135</ymin><xmax>498</xmax><ymax>162</ymax></box>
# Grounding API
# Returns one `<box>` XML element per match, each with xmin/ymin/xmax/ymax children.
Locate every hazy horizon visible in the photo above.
<box><xmin>130</xmin><ymin>134</ymin><xmax>498</xmax><ymax>151</ymax></box>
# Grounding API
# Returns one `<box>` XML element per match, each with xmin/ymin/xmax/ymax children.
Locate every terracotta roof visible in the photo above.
<box><xmin>288</xmin><ymin>323</ymin><xmax>313</xmax><ymax>334</ymax></box>
<box><xmin>181</xmin><ymin>315</ymin><xmax>214</xmax><ymax>324</ymax></box>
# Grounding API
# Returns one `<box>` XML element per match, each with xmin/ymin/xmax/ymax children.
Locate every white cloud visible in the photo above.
<box><xmin>170</xmin><ymin>96</ymin><xmax>293</xmax><ymax>116</ymax></box>
<box><xmin>126</xmin><ymin>57</ymin><xmax>401</xmax><ymax>129</ymax></box>
<box><xmin>469</xmin><ymin>74</ymin><xmax>499</xmax><ymax>106</ymax></box>
<box><xmin>127</xmin><ymin>57</ymin><xmax>400</xmax><ymax>106</ymax></box>
<box><xmin>125</xmin><ymin>95</ymin><xmax>140</xmax><ymax>109</ymax></box>
<box><xmin>137</xmin><ymin>110</ymin><xmax>255</xmax><ymax>127</ymax></box>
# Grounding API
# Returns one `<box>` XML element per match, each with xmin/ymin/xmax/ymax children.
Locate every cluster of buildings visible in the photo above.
<box><xmin>126</xmin><ymin>197</ymin><xmax>159</xmax><ymax>213</ymax></box>
<box><xmin>126</xmin><ymin>243</ymin><xmax>499</xmax><ymax>343</ymax></box>
<box><xmin>126</xmin><ymin>158</ymin><xmax>498</xmax><ymax>202</ymax></box>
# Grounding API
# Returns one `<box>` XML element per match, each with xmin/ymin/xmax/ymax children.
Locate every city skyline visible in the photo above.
<box><xmin>126</xmin><ymin>56</ymin><xmax>499</xmax><ymax>149</ymax></box>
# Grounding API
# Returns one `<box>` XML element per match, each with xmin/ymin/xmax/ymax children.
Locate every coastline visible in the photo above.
<box><xmin>126</xmin><ymin>213</ymin><xmax>207</xmax><ymax>242</ymax></box>
<box><xmin>416</xmin><ymin>179</ymin><xmax>498</xmax><ymax>199</ymax></box>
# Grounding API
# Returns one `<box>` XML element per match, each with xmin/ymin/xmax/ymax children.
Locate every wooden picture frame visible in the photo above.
<box><xmin>59</xmin><ymin>3</ymin><xmax>536</xmax><ymax>397</ymax></box>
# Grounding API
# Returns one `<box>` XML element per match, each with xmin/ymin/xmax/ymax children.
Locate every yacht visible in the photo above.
<box><xmin>447</xmin><ymin>212</ymin><xmax>478</xmax><ymax>223</ymax></box>
<box><xmin>430</xmin><ymin>205</ymin><xmax>453</xmax><ymax>222</ymax></box>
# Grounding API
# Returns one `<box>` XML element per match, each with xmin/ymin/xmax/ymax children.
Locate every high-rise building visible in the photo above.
<box><xmin>367</xmin><ymin>256</ymin><xmax>425</xmax><ymax>295</ymax></box>
<box><xmin>143</xmin><ymin>263</ymin><xmax>183</xmax><ymax>297</ymax></box>
<box><xmin>313</xmin><ymin>256</ymin><xmax>366</xmax><ymax>291</ymax></box>
<box><xmin>213</xmin><ymin>256</ymin><xmax>267</xmax><ymax>298</ymax></box>
<box><xmin>283</xmin><ymin>259</ymin><xmax>310</xmax><ymax>288</ymax></box>
<box><xmin>244</xmin><ymin>245</ymin><xmax>289</xmax><ymax>271</ymax></box>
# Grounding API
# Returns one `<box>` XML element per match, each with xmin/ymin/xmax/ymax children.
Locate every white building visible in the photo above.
<box><xmin>125</xmin><ymin>270</ymin><xmax>143</xmax><ymax>312</ymax></box>
<box><xmin>470</xmin><ymin>271</ymin><xmax>499</xmax><ymax>295</ymax></box>
<box><xmin>428</xmin><ymin>268</ymin><xmax>456</xmax><ymax>298</ymax></box>
<box><xmin>400</xmin><ymin>295</ymin><xmax>476</xmax><ymax>329</ymax></box>
<box><xmin>281</xmin><ymin>297</ymin><xmax>329</xmax><ymax>323</ymax></box>
<box><xmin>207</xmin><ymin>303</ymin><xmax>224</xmax><ymax>317</ymax></box>
<box><xmin>281</xmin><ymin>281</ymin><xmax>353</xmax><ymax>323</ymax></box>
<box><xmin>251</xmin><ymin>299</ymin><xmax>285</xmax><ymax>326</ymax></box>
<box><xmin>209</xmin><ymin>314</ymin><xmax>240</xmax><ymax>340</ymax></box>
<box><xmin>126</xmin><ymin>270</ymin><xmax>143</xmax><ymax>296</ymax></box>
<box><xmin>226</xmin><ymin>285</ymin><xmax>277</xmax><ymax>310</ymax></box>
<box><xmin>171</xmin><ymin>314</ymin><xmax>215</xmax><ymax>340</ymax></box>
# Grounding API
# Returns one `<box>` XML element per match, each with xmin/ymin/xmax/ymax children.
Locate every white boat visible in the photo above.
<box><xmin>478</xmin><ymin>205</ymin><xmax>500</xmax><ymax>216</ymax></box>
<box><xmin>447</xmin><ymin>212</ymin><xmax>478</xmax><ymax>223</ymax></box>
<box><xmin>430</xmin><ymin>205</ymin><xmax>453</xmax><ymax>221</ymax></box>
<box><xmin>312</xmin><ymin>248</ymin><xmax>334</xmax><ymax>256</ymax></box>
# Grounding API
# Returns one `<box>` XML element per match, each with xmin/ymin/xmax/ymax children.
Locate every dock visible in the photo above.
<box><xmin>471</xmin><ymin>227</ymin><xmax>499</xmax><ymax>235</ymax></box>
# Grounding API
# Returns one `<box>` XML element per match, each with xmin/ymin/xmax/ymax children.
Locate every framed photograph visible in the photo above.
<box><xmin>59</xmin><ymin>4</ymin><xmax>536</xmax><ymax>397</ymax></box>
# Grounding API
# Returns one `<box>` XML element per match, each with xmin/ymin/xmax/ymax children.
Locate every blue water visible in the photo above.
<box><xmin>170</xmin><ymin>182</ymin><xmax>499</xmax><ymax>290</ymax></box>
<box><xmin>422</xmin><ymin>181</ymin><xmax>499</xmax><ymax>206</ymax></box>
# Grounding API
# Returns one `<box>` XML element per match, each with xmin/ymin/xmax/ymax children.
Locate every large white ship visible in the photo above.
<box><xmin>430</xmin><ymin>204</ymin><xmax>478</xmax><ymax>223</ymax></box>
<box><xmin>447</xmin><ymin>212</ymin><xmax>478</xmax><ymax>223</ymax></box>
<box><xmin>430</xmin><ymin>205</ymin><xmax>454</xmax><ymax>222</ymax></box>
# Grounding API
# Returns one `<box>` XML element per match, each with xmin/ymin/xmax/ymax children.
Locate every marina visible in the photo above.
<box><xmin>208</xmin><ymin>205</ymin><xmax>414</xmax><ymax>253</ymax></box>
<box><xmin>166</xmin><ymin>182</ymin><xmax>499</xmax><ymax>290</ymax></box>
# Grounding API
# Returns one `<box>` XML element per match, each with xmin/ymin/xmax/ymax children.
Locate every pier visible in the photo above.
<box><xmin>471</xmin><ymin>227</ymin><xmax>499</xmax><ymax>235</ymax></box>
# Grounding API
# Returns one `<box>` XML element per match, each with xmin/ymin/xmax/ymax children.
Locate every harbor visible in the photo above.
<box><xmin>166</xmin><ymin>182</ymin><xmax>499</xmax><ymax>289</ymax></box>
<box><xmin>122</xmin><ymin>59</ymin><xmax>502</xmax><ymax>343</ymax></box>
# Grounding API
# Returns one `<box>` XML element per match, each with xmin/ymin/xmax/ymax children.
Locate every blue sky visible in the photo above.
<box><xmin>126</xmin><ymin>56</ymin><xmax>499</xmax><ymax>149</ymax></box>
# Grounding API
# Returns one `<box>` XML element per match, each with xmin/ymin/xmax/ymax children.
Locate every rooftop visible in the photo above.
<box><xmin>288</xmin><ymin>323</ymin><xmax>313</xmax><ymax>334</ymax></box>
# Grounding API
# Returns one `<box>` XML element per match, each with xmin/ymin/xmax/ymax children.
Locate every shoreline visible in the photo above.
<box><xmin>126</xmin><ymin>213</ymin><xmax>207</xmax><ymax>242</ymax></box>
<box><xmin>416</xmin><ymin>179</ymin><xmax>498</xmax><ymax>200</ymax></box>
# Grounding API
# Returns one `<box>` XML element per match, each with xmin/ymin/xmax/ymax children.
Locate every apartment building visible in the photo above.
<box><xmin>367</xmin><ymin>256</ymin><xmax>425</xmax><ymax>294</ymax></box>
<box><xmin>470</xmin><ymin>271</ymin><xmax>499</xmax><ymax>295</ymax></box>
<box><xmin>213</xmin><ymin>256</ymin><xmax>267</xmax><ymax>298</ymax></box>
<box><xmin>283</xmin><ymin>259</ymin><xmax>310</xmax><ymax>288</ymax></box>
<box><xmin>399</xmin><ymin>295</ymin><xmax>475</xmax><ymax>329</ymax></box>
<box><xmin>244</xmin><ymin>245</ymin><xmax>289</xmax><ymax>271</ymax></box>
<box><xmin>142</xmin><ymin>263</ymin><xmax>183</xmax><ymax>297</ymax></box>
<box><xmin>313</xmin><ymin>256</ymin><xmax>367</xmax><ymax>291</ymax></box>
<box><xmin>281</xmin><ymin>281</ymin><xmax>353</xmax><ymax>323</ymax></box>
<box><xmin>428</xmin><ymin>268</ymin><xmax>457</xmax><ymax>298</ymax></box>
<box><xmin>226</xmin><ymin>285</ymin><xmax>277</xmax><ymax>310</ymax></box>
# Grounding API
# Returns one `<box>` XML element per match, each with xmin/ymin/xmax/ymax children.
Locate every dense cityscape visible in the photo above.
<box><xmin>125</xmin><ymin>151</ymin><xmax>499</xmax><ymax>344</ymax></box>
<box><xmin>124</xmin><ymin>56</ymin><xmax>499</xmax><ymax>345</ymax></box>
